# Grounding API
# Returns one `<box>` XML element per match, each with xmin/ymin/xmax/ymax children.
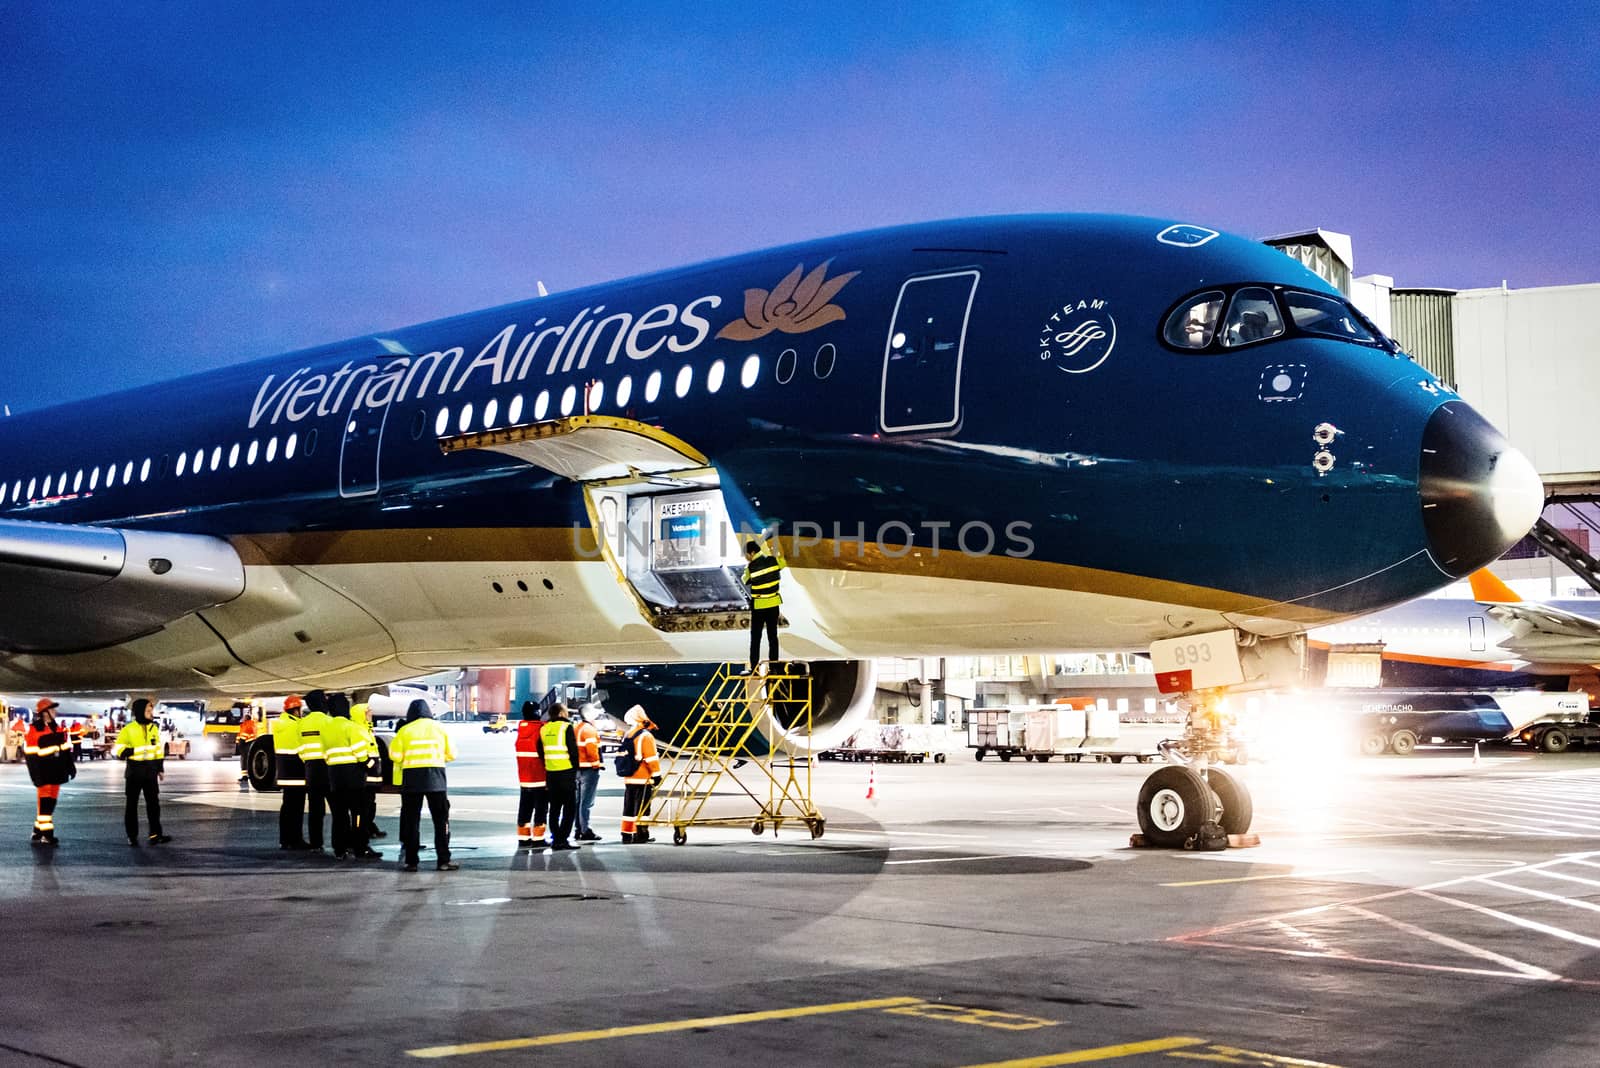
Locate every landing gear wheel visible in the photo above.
<box><xmin>1390</xmin><ymin>729</ymin><xmax>1418</xmax><ymax>756</ymax></box>
<box><xmin>751</xmin><ymin>820</ymin><xmax>765</xmax><ymax>836</ymax></box>
<box><xmin>1540</xmin><ymin>728</ymin><xmax>1570</xmax><ymax>754</ymax></box>
<box><xmin>672</xmin><ymin>826</ymin><xmax>687</xmax><ymax>846</ymax></box>
<box><xmin>1360</xmin><ymin>732</ymin><xmax>1389</xmax><ymax>757</ymax></box>
<box><xmin>1136</xmin><ymin>766</ymin><xmax>1222</xmax><ymax>849</ymax></box>
<box><xmin>1203</xmin><ymin>767</ymin><xmax>1254</xmax><ymax>835</ymax></box>
<box><xmin>809</xmin><ymin>818</ymin><xmax>825</xmax><ymax>839</ymax></box>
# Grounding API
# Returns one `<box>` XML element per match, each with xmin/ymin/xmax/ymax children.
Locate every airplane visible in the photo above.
<box><xmin>1309</xmin><ymin>569</ymin><xmax>1600</xmax><ymax>691</ymax></box>
<box><xmin>0</xmin><ymin>213</ymin><xmax>1544</xmax><ymax>845</ymax></box>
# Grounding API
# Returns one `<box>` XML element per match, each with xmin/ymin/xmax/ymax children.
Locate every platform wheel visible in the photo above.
<box><xmin>934</xmin><ymin>753</ymin><xmax>946</xmax><ymax>764</ymax></box>
<box><xmin>1136</xmin><ymin>765</ymin><xmax>1222</xmax><ymax>849</ymax></box>
<box><xmin>673</xmin><ymin>826</ymin><xmax>687</xmax><ymax>846</ymax></box>
<box><xmin>1023</xmin><ymin>753</ymin><xmax>1034</xmax><ymax>762</ymax></box>
<box><xmin>751</xmin><ymin>820</ymin><xmax>765</xmax><ymax>836</ymax></box>
<box><xmin>974</xmin><ymin>747</ymin><xmax>986</xmax><ymax>761</ymax></box>
<box><xmin>1204</xmin><ymin>766</ymin><xmax>1254</xmax><ymax>835</ymax></box>
<box><xmin>1390</xmin><ymin>729</ymin><xmax>1418</xmax><ymax>756</ymax></box>
<box><xmin>998</xmin><ymin>751</ymin><xmax>1012</xmax><ymax>763</ymax></box>
<box><xmin>809</xmin><ymin>818</ymin><xmax>825</xmax><ymax>840</ymax></box>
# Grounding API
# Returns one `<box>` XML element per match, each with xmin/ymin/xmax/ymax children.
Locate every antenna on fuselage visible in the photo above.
<box><xmin>537</xmin><ymin>281</ymin><xmax>549</xmax><ymax>297</ymax></box>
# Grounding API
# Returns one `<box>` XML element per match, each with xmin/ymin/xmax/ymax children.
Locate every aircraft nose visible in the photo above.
<box><xmin>1419</xmin><ymin>400</ymin><xmax>1544</xmax><ymax>577</ymax></box>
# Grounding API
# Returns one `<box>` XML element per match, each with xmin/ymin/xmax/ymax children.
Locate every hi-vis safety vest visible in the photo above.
<box><xmin>743</xmin><ymin>551</ymin><xmax>786</xmax><ymax>609</ymax></box>
<box><xmin>298</xmin><ymin>710</ymin><xmax>330</xmax><ymax>762</ymax></box>
<box><xmin>539</xmin><ymin>720</ymin><xmax>574</xmax><ymax>772</ymax></box>
<box><xmin>272</xmin><ymin>714</ymin><xmax>306</xmax><ymax>786</ymax></box>
<box><xmin>350</xmin><ymin>705</ymin><xmax>382</xmax><ymax>784</ymax></box>
<box><xmin>515</xmin><ymin>720</ymin><xmax>546</xmax><ymax>787</ymax></box>
<box><xmin>575</xmin><ymin>720</ymin><xmax>602</xmax><ymax>769</ymax></box>
<box><xmin>389</xmin><ymin>718</ymin><xmax>454</xmax><ymax>786</ymax></box>
<box><xmin>114</xmin><ymin>721</ymin><xmax>164</xmax><ymax>762</ymax></box>
<box><xmin>321</xmin><ymin>716</ymin><xmax>361</xmax><ymax>767</ymax></box>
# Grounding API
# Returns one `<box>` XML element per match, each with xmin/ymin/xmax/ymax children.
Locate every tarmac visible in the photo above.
<box><xmin>3</xmin><ymin>728</ymin><xmax>1599</xmax><ymax>1066</ymax></box>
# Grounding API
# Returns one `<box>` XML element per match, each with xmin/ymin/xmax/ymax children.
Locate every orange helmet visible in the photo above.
<box><xmin>35</xmin><ymin>698</ymin><xmax>60</xmax><ymax>713</ymax></box>
<box><xmin>283</xmin><ymin>695</ymin><xmax>304</xmax><ymax>712</ymax></box>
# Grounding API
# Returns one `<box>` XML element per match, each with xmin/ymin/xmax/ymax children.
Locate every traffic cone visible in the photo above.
<box><xmin>1473</xmin><ymin>741</ymin><xmax>1481</xmax><ymax>765</ymax></box>
<box><xmin>865</xmin><ymin>762</ymin><xmax>877</xmax><ymax>801</ymax></box>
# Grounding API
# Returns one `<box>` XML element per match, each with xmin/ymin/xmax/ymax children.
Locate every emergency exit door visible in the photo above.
<box><xmin>880</xmin><ymin>270</ymin><xmax>979</xmax><ymax>433</ymax></box>
<box><xmin>339</xmin><ymin>404</ymin><xmax>389</xmax><ymax>498</ymax></box>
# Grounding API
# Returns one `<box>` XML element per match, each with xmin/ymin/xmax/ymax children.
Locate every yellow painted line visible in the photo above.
<box><xmin>954</xmin><ymin>1036</ymin><xmax>1207</xmax><ymax>1066</ymax></box>
<box><xmin>406</xmin><ymin>995</ymin><xmax>924</xmax><ymax>1058</ymax></box>
<box><xmin>1162</xmin><ymin>869</ymin><xmax>1361</xmax><ymax>887</ymax></box>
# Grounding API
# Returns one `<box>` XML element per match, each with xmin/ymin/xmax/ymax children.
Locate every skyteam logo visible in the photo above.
<box><xmin>1038</xmin><ymin>298</ymin><xmax>1117</xmax><ymax>374</ymax></box>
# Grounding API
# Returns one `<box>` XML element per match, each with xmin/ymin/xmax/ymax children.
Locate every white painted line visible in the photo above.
<box><xmin>1527</xmin><ymin>868</ymin><xmax>1600</xmax><ymax>890</ymax></box>
<box><xmin>1268</xmin><ymin>920</ymin><xmax>1343</xmax><ymax>957</ymax></box>
<box><xmin>1414</xmin><ymin>889</ymin><xmax>1600</xmax><ymax>951</ymax></box>
<box><xmin>1479</xmin><ymin>877</ymin><xmax>1600</xmax><ymax>915</ymax></box>
<box><xmin>1341</xmin><ymin>904</ymin><xmax>1558</xmax><ymax>980</ymax></box>
<box><xmin>884</xmin><ymin>852</ymin><xmax>1061</xmax><ymax>866</ymax></box>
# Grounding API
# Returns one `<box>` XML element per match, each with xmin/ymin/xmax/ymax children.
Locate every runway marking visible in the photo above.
<box><xmin>953</xmin><ymin>1036</ymin><xmax>1206</xmax><ymax>1066</ymax></box>
<box><xmin>882</xmin><ymin>1001</ymin><xmax>1059</xmax><ymax>1030</ymax></box>
<box><xmin>1268</xmin><ymin>920</ymin><xmax>1341</xmax><ymax>956</ymax></box>
<box><xmin>1340</xmin><ymin>904</ymin><xmax>1557</xmax><ymax>980</ymax></box>
<box><xmin>1413</xmin><ymin>889</ymin><xmax>1600</xmax><ymax>951</ymax></box>
<box><xmin>1161</xmin><ymin>869</ymin><xmax>1360</xmax><ymax>887</ymax></box>
<box><xmin>884</xmin><ymin>852</ymin><xmax>1061</xmax><ymax>866</ymax></box>
<box><xmin>1168</xmin><ymin>1043</ymin><xmax>1342</xmax><ymax>1065</ymax></box>
<box><xmin>1476</xmin><ymin>878</ymin><xmax>1600</xmax><ymax>916</ymax></box>
<box><xmin>1527</xmin><ymin>867</ymin><xmax>1600</xmax><ymax>890</ymax></box>
<box><xmin>405</xmin><ymin>995</ymin><xmax>923</xmax><ymax>1058</ymax></box>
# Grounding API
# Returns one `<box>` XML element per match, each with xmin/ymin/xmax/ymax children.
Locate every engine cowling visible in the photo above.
<box><xmin>764</xmin><ymin>659</ymin><xmax>878</xmax><ymax>756</ymax></box>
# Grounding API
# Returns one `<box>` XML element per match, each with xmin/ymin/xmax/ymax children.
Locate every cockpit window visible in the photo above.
<box><xmin>1221</xmin><ymin>287</ymin><xmax>1285</xmax><ymax>348</ymax></box>
<box><xmin>1162</xmin><ymin>291</ymin><xmax>1225</xmax><ymax>350</ymax></box>
<box><xmin>1282</xmin><ymin>289</ymin><xmax>1375</xmax><ymax>343</ymax></box>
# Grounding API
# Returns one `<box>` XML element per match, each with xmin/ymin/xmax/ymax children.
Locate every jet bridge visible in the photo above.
<box><xmin>441</xmin><ymin>416</ymin><xmax>764</xmax><ymax>633</ymax></box>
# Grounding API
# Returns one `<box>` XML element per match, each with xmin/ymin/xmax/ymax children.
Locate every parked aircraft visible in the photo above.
<box><xmin>0</xmin><ymin>214</ymin><xmax>1542</xmax><ymax>843</ymax></box>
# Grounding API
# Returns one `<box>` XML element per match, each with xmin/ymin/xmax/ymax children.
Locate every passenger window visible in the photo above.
<box><xmin>1222</xmin><ymin>288</ymin><xmax>1285</xmax><ymax>348</ymax></box>
<box><xmin>1284</xmin><ymin>290</ymin><xmax>1375</xmax><ymax>343</ymax></box>
<box><xmin>1163</xmin><ymin>291</ymin><xmax>1225</xmax><ymax>349</ymax></box>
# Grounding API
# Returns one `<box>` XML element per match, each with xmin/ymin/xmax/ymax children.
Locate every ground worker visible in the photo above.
<box><xmin>322</xmin><ymin>693</ymin><xmax>377</xmax><ymax>859</ymax></box>
<box><xmin>514</xmin><ymin>701</ymin><xmax>548</xmax><ymax>850</ymax></box>
<box><xmin>24</xmin><ymin>698</ymin><xmax>75</xmax><ymax>846</ymax></box>
<box><xmin>274</xmin><ymin>695</ymin><xmax>310</xmax><ymax>850</ymax></box>
<box><xmin>236</xmin><ymin>709</ymin><xmax>258</xmax><ymax>786</ymax></box>
<box><xmin>390</xmin><ymin>698</ymin><xmax>457</xmax><ymax>872</ymax></box>
<box><xmin>66</xmin><ymin>716</ymin><xmax>86</xmax><ymax>760</ymax></box>
<box><xmin>742</xmin><ymin>532</ymin><xmax>786</xmax><ymax>672</ymax></box>
<box><xmin>574</xmin><ymin>709</ymin><xmax>603</xmax><ymax>842</ymax></box>
<box><xmin>114</xmin><ymin>699</ymin><xmax>170</xmax><ymax>846</ymax></box>
<box><xmin>299</xmin><ymin>690</ymin><xmax>332</xmax><ymax>853</ymax></box>
<box><xmin>538</xmin><ymin>703</ymin><xmax>580</xmax><ymax>851</ymax></box>
<box><xmin>619</xmin><ymin>705</ymin><xmax>662</xmax><ymax>844</ymax></box>
<box><xmin>350</xmin><ymin>699</ymin><xmax>386</xmax><ymax>841</ymax></box>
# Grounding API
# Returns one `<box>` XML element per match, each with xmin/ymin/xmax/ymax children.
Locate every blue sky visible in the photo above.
<box><xmin>2</xmin><ymin>2</ymin><xmax>1596</xmax><ymax>412</ymax></box>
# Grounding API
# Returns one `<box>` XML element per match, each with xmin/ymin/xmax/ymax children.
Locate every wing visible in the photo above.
<box><xmin>1482</xmin><ymin>601</ymin><xmax>1600</xmax><ymax>664</ymax></box>
<box><xmin>0</xmin><ymin>518</ymin><xmax>244</xmax><ymax>654</ymax></box>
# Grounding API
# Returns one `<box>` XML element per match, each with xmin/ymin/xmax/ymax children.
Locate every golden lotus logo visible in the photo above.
<box><xmin>717</xmin><ymin>259</ymin><xmax>859</xmax><ymax>341</ymax></box>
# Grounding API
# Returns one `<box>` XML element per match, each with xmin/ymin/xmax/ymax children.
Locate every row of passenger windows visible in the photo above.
<box><xmin>0</xmin><ymin>430</ymin><xmax>313</xmax><ymax>509</ymax></box>
<box><xmin>432</xmin><ymin>346</ymin><xmax>836</xmax><ymax>437</ymax></box>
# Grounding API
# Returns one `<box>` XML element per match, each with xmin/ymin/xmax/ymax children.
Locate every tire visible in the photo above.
<box><xmin>998</xmin><ymin>751</ymin><xmax>1012</xmax><ymax>763</ymax></box>
<box><xmin>751</xmin><ymin>820</ymin><xmax>765</xmax><ymax>835</ymax></box>
<box><xmin>1360</xmin><ymin>732</ymin><xmax>1389</xmax><ymax>757</ymax></box>
<box><xmin>1023</xmin><ymin>754</ymin><xmax>1035</xmax><ymax>762</ymax></box>
<box><xmin>1137</xmin><ymin>766</ymin><xmax>1221</xmax><ymax>848</ymax></box>
<box><xmin>1540</xmin><ymin>728</ymin><xmax>1570</xmax><ymax>754</ymax></box>
<box><xmin>1110</xmin><ymin>755</ymin><xmax>1125</xmax><ymax>764</ymax></box>
<box><xmin>1204</xmin><ymin>767</ymin><xmax>1254</xmax><ymax>835</ymax></box>
<box><xmin>1036</xmin><ymin>754</ymin><xmax>1051</xmax><ymax>763</ymax></box>
<box><xmin>672</xmin><ymin>827</ymin><xmax>687</xmax><ymax>846</ymax></box>
<box><xmin>809</xmin><ymin>818</ymin><xmax>825</xmax><ymax>839</ymax></box>
<box><xmin>245</xmin><ymin>739</ymin><xmax>278</xmax><ymax>792</ymax></box>
<box><xmin>1390</xmin><ymin>729</ymin><xmax>1418</xmax><ymax>756</ymax></box>
<box><xmin>934</xmin><ymin>753</ymin><xmax>946</xmax><ymax>764</ymax></box>
<box><xmin>974</xmin><ymin>748</ymin><xmax>986</xmax><ymax>761</ymax></box>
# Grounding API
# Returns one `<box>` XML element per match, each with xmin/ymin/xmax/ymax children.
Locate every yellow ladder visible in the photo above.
<box><xmin>642</xmin><ymin>663</ymin><xmax>825</xmax><ymax>845</ymax></box>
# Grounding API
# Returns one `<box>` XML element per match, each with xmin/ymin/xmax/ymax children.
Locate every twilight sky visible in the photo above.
<box><xmin>2</xmin><ymin>2</ymin><xmax>1596</xmax><ymax>413</ymax></box>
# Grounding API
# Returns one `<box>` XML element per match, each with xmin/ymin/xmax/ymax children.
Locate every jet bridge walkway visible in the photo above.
<box><xmin>641</xmin><ymin>662</ymin><xmax>825</xmax><ymax>845</ymax></box>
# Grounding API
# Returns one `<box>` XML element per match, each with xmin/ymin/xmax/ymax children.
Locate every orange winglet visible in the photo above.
<box><xmin>1469</xmin><ymin>568</ymin><xmax>1521</xmax><ymax>603</ymax></box>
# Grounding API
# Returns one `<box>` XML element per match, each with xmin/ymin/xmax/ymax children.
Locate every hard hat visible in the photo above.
<box><xmin>283</xmin><ymin>694</ymin><xmax>304</xmax><ymax>711</ymax></box>
<box><xmin>35</xmin><ymin>698</ymin><xmax>60</xmax><ymax>713</ymax></box>
<box><xmin>624</xmin><ymin>705</ymin><xmax>652</xmax><ymax>728</ymax></box>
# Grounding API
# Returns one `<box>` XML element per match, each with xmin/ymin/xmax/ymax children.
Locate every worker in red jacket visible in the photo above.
<box><xmin>514</xmin><ymin>701</ymin><xmax>548</xmax><ymax>849</ymax></box>
<box><xmin>24</xmin><ymin>699</ymin><xmax>76</xmax><ymax>845</ymax></box>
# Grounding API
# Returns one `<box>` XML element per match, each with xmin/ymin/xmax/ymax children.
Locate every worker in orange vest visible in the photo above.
<box><xmin>67</xmin><ymin>717</ymin><xmax>87</xmax><ymax>759</ymax></box>
<box><xmin>514</xmin><ymin>701</ymin><xmax>548</xmax><ymax>850</ymax></box>
<box><xmin>619</xmin><ymin>705</ymin><xmax>662</xmax><ymax>844</ymax></box>
<box><xmin>25</xmin><ymin>699</ymin><xmax>75</xmax><ymax>845</ymax></box>
<box><xmin>237</xmin><ymin>709</ymin><xmax>259</xmax><ymax>786</ymax></box>
<box><xmin>574</xmin><ymin>710</ymin><xmax>603</xmax><ymax>842</ymax></box>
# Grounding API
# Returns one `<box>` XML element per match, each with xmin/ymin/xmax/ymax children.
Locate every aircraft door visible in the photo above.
<box><xmin>880</xmin><ymin>270</ymin><xmax>979</xmax><ymax>434</ymax></box>
<box><xmin>1468</xmin><ymin>615</ymin><xmax>1486</xmax><ymax>652</ymax></box>
<box><xmin>339</xmin><ymin>403</ymin><xmax>390</xmax><ymax>498</ymax></box>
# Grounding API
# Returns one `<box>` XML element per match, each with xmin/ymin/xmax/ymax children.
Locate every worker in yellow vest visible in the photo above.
<box><xmin>389</xmin><ymin>699</ymin><xmax>457</xmax><ymax>872</ymax></box>
<box><xmin>113</xmin><ymin>699</ymin><xmax>171</xmax><ymax>846</ymax></box>
<box><xmin>273</xmin><ymin>695</ymin><xmax>310</xmax><ymax>850</ymax></box>
<box><xmin>742</xmin><ymin>532</ymin><xmax>787</xmax><ymax>673</ymax></box>
<box><xmin>298</xmin><ymin>690</ymin><xmax>333</xmax><ymax>854</ymax></box>
<box><xmin>537</xmin><ymin>703</ymin><xmax>580</xmax><ymax>851</ymax></box>
<box><xmin>322</xmin><ymin>693</ymin><xmax>378</xmax><ymax>860</ymax></box>
<box><xmin>351</xmin><ymin>700</ymin><xmax>386</xmax><ymax>841</ymax></box>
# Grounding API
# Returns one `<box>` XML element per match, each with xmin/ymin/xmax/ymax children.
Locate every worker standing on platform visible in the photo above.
<box><xmin>274</xmin><ymin>695</ymin><xmax>309</xmax><ymax>850</ymax></box>
<box><xmin>539</xmin><ymin>703</ymin><xmax>580</xmax><ymax>851</ymax></box>
<box><xmin>574</xmin><ymin>709</ymin><xmax>603</xmax><ymax>842</ymax></box>
<box><xmin>236</xmin><ymin>708</ymin><xmax>258</xmax><ymax>787</ymax></box>
<box><xmin>114</xmin><ymin>699</ymin><xmax>170</xmax><ymax>846</ymax></box>
<box><xmin>351</xmin><ymin>699</ymin><xmax>386</xmax><ymax>842</ymax></box>
<box><xmin>299</xmin><ymin>690</ymin><xmax>332</xmax><ymax>854</ymax></box>
<box><xmin>24</xmin><ymin>699</ymin><xmax>74</xmax><ymax>846</ymax></box>
<box><xmin>619</xmin><ymin>705</ymin><xmax>662</xmax><ymax>844</ymax></box>
<box><xmin>390</xmin><ymin>699</ymin><xmax>457</xmax><ymax>872</ymax></box>
<box><xmin>514</xmin><ymin>701</ymin><xmax>548</xmax><ymax>850</ymax></box>
<box><xmin>742</xmin><ymin>532</ymin><xmax>786</xmax><ymax>673</ymax></box>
